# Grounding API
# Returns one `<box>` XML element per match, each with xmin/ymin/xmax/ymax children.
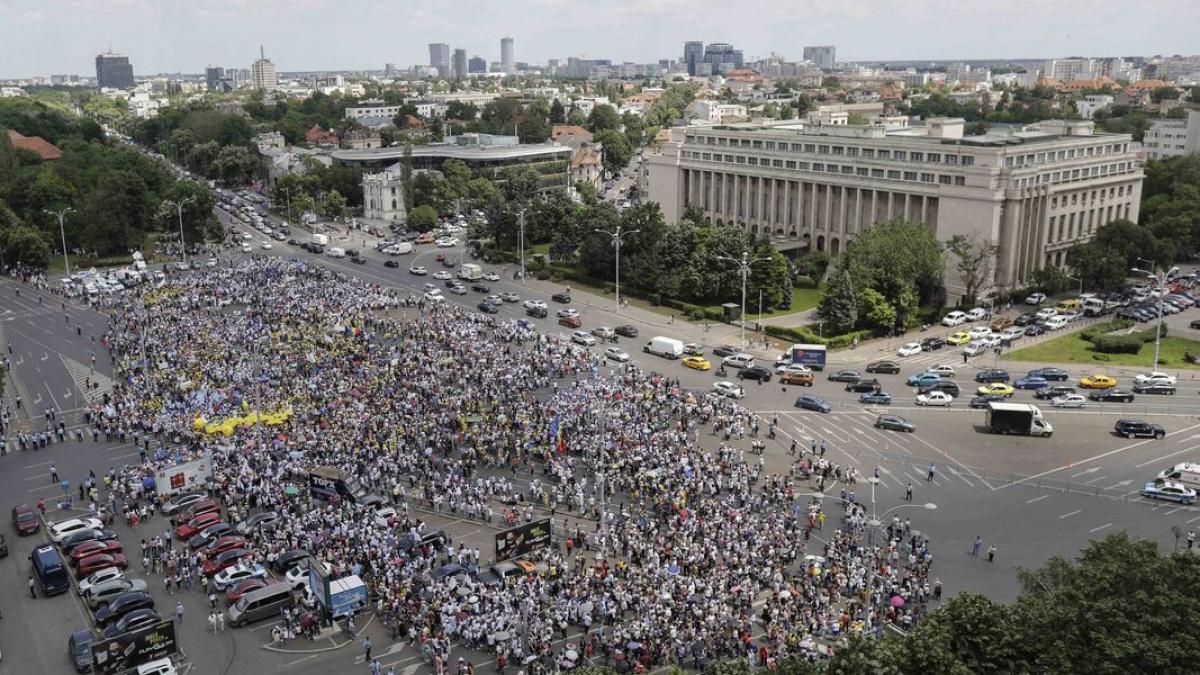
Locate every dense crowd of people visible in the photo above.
<box><xmin>79</xmin><ymin>259</ymin><xmax>938</xmax><ymax>673</ymax></box>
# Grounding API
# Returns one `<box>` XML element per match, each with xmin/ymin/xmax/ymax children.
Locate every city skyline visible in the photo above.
<box><xmin>2</xmin><ymin>0</ymin><xmax>1196</xmax><ymax>78</ymax></box>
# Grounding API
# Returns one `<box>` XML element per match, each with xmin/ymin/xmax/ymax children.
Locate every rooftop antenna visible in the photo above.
<box><xmin>260</xmin><ymin>45</ymin><xmax>265</xmax><ymax>60</ymax></box>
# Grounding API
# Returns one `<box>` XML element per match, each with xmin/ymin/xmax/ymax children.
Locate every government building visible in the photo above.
<box><xmin>646</xmin><ymin>118</ymin><xmax>1143</xmax><ymax>299</ymax></box>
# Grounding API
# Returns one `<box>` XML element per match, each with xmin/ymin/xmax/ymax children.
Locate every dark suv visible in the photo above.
<box><xmin>1114</xmin><ymin>419</ymin><xmax>1165</xmax><ymax>440</ymax></box>
<box><xmin>551</xmin><ymin>292</ymin><xmax>571</xmax><ymax>303</ymax></box>
<box><xmin>526</xmin><ymin>306</ymin><xmax>548</xmax><ymax>318</ymax></box>
<box><xmin>974</xmin><ymin>369</ymin><xmax>1010</xmax><ymax>383</ymax></box>
<box><xmin>918</xmin><ymin>380</ymin><xmax>961</xmax><ymax>397</ymax></box>
<box><xmin>737</xmin><ymin>366</ymin><xmax>773</xmax><ymax>382</ymax></box>
<box><xmin>845</xmin><ymin>378</ymin><xmax>881</xmax><ymax>393</ymax></box>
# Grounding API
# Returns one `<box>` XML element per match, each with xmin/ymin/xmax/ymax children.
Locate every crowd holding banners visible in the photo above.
<box><xmin>76</xmin><ymin>258</ymin><xmax>938</xmax><ymax>673</ymax></box>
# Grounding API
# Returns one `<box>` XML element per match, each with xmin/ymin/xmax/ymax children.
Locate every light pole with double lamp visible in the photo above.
<box><xmin>43</xmin><ymin>207</ymin><xmax>74</xmax><ymax>275</ymax></box>
<box><xmin>718</xmin><ymin>251</ymin><xmax>773</xmax><ymax>352</ymax></box>
<box><xmin>1131</xmin><ymin>258</ymin><xmax>1173</xmax><ymax>372</ymax></box>
<box><xmin>594</xmin><ymin>224</ymin><xmax>640</xmax><ymax>314</ymax></box>
<box><xmin>867</xmin><ymin>501</ymin><xmax>938</xmax><ymax>548</ymax></box>
<box><xmin>162</xmin><ymin>197</ymin><xmax>193</xmax><ymax>264</ymax></box>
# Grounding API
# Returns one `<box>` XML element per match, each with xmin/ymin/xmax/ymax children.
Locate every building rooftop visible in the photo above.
<box><xmin>7</xmin><ymin>129</ymin><xmax>61</xmax><ymax>160</ymax></box>
<box><xmin>332</xmin><ymin>140</ymin><xmax>570</xmax><ymax>164</ymax></box>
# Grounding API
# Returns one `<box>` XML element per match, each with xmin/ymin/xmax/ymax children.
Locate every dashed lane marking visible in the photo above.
<box><xmin>1058</xmin><ymin>510</ymin><xmax>1082</xmax><ymax>519</ymax></box>
<box><xmin>1026</xmin><ymin>494</ymin><xmax>1050</xmax><ymax>504</ymax></box>
<box><xmin>1089</xmin><ymin>523</ymin><xmax>1112</xmax><ymax>533</ymax></box>
<box><xmin>1134</xmin><ymin>445</ymin><xmax>1200</xmax><ymax>469</ymax></box>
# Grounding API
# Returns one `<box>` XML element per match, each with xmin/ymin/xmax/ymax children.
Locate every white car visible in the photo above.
<box><xmin>78</xmin><ymin>567</ymin><xmax>126</xmax><ymax>596</ymax></box>
<box><xmin>423</xmin><ymin>292</ymin><xmax>445</xmax><ymax>303</ymax></box>
<box><xmin>135</xmin><ymin>657</ymin><xmax>178</xmax><ymax>675</ymax></box>
<box><xmin>259</xmin><ymin>241</ymin><xmax>273</xmax><ymax>250</ymax></box>
<box><xmin>896</xmin><ymin>342</ymin><xmax>923</xmax><ymax>357</ymax></box>
<box><xmin>1035</xmin><ymin>307</ymin><xmax>1057</xmax><ymax>321</ymax></box>
<box><xmin>1024</xmin><ymin>292</ymin><xmax>1047</xmax><ymax>305</ymax></box>
<box><xmin>723</xmin><ymin>353</ymin><xmax>755</xmax><ymax>369</ymax></box>
<box><xmin>205</xmin><ymin>258</ymin><xmax>218</xmax><ymax>268</ymax></box>
<box><xmin>433</xmin><ymin>271</ymin><xmax>452</xmax><ymax>280</ymax></box>
<box><xmin>213</xmin><ymin>563</ymin><xmax>268</xmax><ymax>591</ymax></box>
<box><xmin>915</xmin><ymin>391</ymin><xmax>953</xmax><ymax>406</ymax></box>
<box><xmin>240</xmin><ymin>232</ymin><xmax>252</xmax><ymax>240</ymax></box>
<box><xmin>482</xmin><ymin>273</ymin><xmax>500</xmax><ymax>282</ymax></box>
<box><xmin>1134</xmin><ymin>371</ymin><xmax>1177</xmax><ymax>386</ymax></box>
<box><xmin>485</xmin><ymin>295</ymin><xmax>502</xmax><ymax>305</ymax></box>
<box><xmin>523</xmin><ymin>300</ymin><xmax>547</xmax><ymax>310</ymax></box>
<box><xmin>941</xmin><ymin>311</ymin><xmax>967</xmax><ymax>327</ymax></box>
<box><xmin>448</xmin><ymin>285</ymin><xmax>468</xmax><ymax>295</ymax></box>
<box><xmin>557</xmin><ymin>308</ymin><xmax>580</xmax><ymax>318</ymax></box>
<box><xmin>967</xmin><ymin>326</ymin><xmax>993</xmax><ymax>340</ymax></box>
<box><xmin>373</xmin><ymin>507</ymin><xmax>398</xmax><ymax>528</ymax></box>
<box><xmin>1051</xmin><ymin>394</ymin><xmax>1087</xmax><ymax>408</ymax></box>
<box><xmin>999</xmin><ymin>327</ymin><xmax>1024</xmax><ymax>342</ymax></box>
<box><xmin>500</xmin><ymin>292</ymin><xmax>520</xmax><ymax>303</ymax></box>
<box><xmin>713</xmin><ymin>380</ymin><xmax>746</xmax><ymax>399</ymax></box>
<box><xmin>928</xmin><ymin>364</ymin><xmax>956</xmax><ymax>378</ymax></box>
<box><xmin>49</xmin><ymin>517</ymin><xmax>103</xmax><ymax>543</ymax></box>
<box><xmin>409</xmin><ymin>266</ymin><xmax>428</xmax><ymax>275</ymax></box>
<box><xmin>776</xmin><ymin>364</ymin><xmax>812</xmax><ymax>376</ymax></box>
<box><xmin>240</xmin><ymin>243</ymin><xmax>252</xmax><ymax>253</ymax></box>
<box><xmin>435</xmin><ymin>237</ymin><xmax>459</xmax><ymax>248</ymax></box>
<box><xmin>285</xmin><ymin>561</ymin><xmax>331</xmax><ymax>590</ymax></box>
<box><xmin>965</xmin><ymin>307</ymin><xmax>989</xmax><ymax>321</ymax></box>
<box><xmin>981</xmin><ymin>334</ymin><xmax>1003</xmax><ymax>348</ymax></box>
<box><xmin>963</xmin><ymin>341</ymin><xmax>989</xmax><ymax>357</ymax></box>
<box><xmin>572</xmin><ymin>331</ymin><xmax>597</xmax><ymax>346</ymax></box>
<box><xmin>604</xmin><ymin>347</ymin><xmax>631</xmax><ymax>362</ymax></box>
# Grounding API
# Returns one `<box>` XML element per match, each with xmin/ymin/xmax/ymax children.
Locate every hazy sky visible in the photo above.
<box><xmin>2</xmin><ymin>0</ymin><xmax>1195</xmax><ymax>78</ymax></box>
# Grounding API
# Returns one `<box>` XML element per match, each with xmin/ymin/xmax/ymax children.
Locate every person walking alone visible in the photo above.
<box><xmin>905</xmin><ymin>482</ymin><xmax>913</xmax><ymax>502</ymax></box>
<box><xmin>971</xmin><ymin>535</ymin><xmax>982</xmax><ymax>557</ymax></box>
<box><xmin>927</xmin><ymin>463</ymin><xmax>936</xmax><ymax>482</ymax></box>
<box><xmin>987</xmin><ymin>544</ymin><xmax>997</xmax><ymax>563</ymax></box>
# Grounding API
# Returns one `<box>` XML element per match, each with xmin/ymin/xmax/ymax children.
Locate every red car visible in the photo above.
<box><xmin>224</xmin><ymin>578</ymin><xmax>268</xmax><ymax>604</ymax></box>
<box><xmin>12</xmin><ymin>504</ymin><xmax>39</xmax><ymax>535</ymax></box>
<box><xmin>171</xmin><ymin>499</ymin><xmax>219</xmax><ymax>527</ymax></box>
<box><xmin>175</xmin><ymin>512</ymin><xmax>221</xmax><ymax>539</ymax></box>
<box><xmin>206</xmin><ymin>536</ymin><xmax>249</xmax><ymax>556</ymax></box>
<box><xmin>69</xmin><ymin>540</ymin><xmax>123</xmax><ymax>565</ymax></box>
<box><xmin>78</xmin><ymin>553</ymin><xmax>129</xmax><ymax>576</ymax></box>
<box><xmin>202</xmin><ymin>548</ymin><xmax>255</xmax><ymax>577</ymax></box>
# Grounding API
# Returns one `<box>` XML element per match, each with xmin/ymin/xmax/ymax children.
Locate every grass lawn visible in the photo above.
<box><xmin>48</xmin><ymin>254</ymin><xmax>130</xmax><ymax>275</ymax></box>
<box><xmin>1006</xmin><ymin>332</ymin><xmax>1200</xmax><ymax>370</ymax></box>
<box><xmin>699</xmin><ymin>283</ymin><xmax>823</xmax><ymax>321</ymax></box>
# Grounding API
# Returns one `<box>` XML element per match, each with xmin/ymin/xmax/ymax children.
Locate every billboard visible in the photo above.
<box><xmin>329</xmin><ymin>575</ymin><xmax>368</xmax><ymax>618</ymax></box>
<box><xmin>153</xmin><ymin>451</ymin><xmax>213</xmax><ymax>496</ymax></box>
<box><xmin>494</xmin><ymin>518</ymin><xmax>552</xmax><ymax>561</ymax></box>
<box><xmin>90</xmin><ymin>619</ymin><xmax>177</xmax><ymax>675</ymax></box>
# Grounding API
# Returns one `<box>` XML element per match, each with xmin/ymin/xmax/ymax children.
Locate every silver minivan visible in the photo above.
<box><xmin>227</xmin><ymin>584</ymin><xmax>294</xmax><ymax>627</ymax></box>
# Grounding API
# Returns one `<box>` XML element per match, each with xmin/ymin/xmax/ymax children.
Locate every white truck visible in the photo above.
<box><xmin>458</xmin><ymin>263</ymin><xmax>483</xmax><ymax>281</ymax></box>
<box><xmin>311</xmin><ymin>233</ymin><xmax>329</xmax><ymax>247</ymax></box>
<box><xmin>643</xmin><ymin>336</ymin><xmax>684</xmax><ymax>359</ymax></box>
<box><xmin>984</xmin><ymin>402</ymin><xmax>1054</xmax><ymax>437</ymax></box>
<box><xmin>327</xmin><ymin>247</ymin><xmax>346</xmax><ymax>258</ymax></box>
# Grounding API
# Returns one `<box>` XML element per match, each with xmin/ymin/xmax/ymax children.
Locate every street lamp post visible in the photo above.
<box><xmin>1066</xmin><ymin>275</ymin><xmax>1083</xmax><ymax>297</ymax></box>
<box><xmin>1132</xmin><ymin>259</ymin><xmax>1171</xmax><ymax>372</ymax></box>
<box><xmin>517</xmin><ymin>208</ymin><xmax>526</xmax><ymax>285</ymax></box>
<box><xmin>718</xmin><ymin>251</ymin><xmax>772</xmax><ymax>352</ymax></box>
<box><xmin>162</xmin><ymin>198</ymin><xmax>193</xmax><ymax>264</ymax></box>
<box><xmin>43</xmin><ymin>207</ymin><xmax>74</xmax><ymax>275</ymax></box>
<box><xmin>594</xmin><ymin>224</ymin><xmax>640</xmax><ymax>314</ymax></box>
<box><xmin>281</xmin><ymin>187</ymin><xmax>294</xmax><ymax>226</ymax></box>
<box><xmin>866</xmin><ymin>501</ymin><xmax>938</xmax><ymax>548</ymax></box>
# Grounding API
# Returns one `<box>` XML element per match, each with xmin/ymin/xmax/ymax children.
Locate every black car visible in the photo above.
<box><xmin>1190</xmin><ymin>319</ymin><xmax>1200</xmax><ymax>329</ymax></box>
<box><xmin>827</xmin><ymin>370</ymin><xmax>862</xmax><ymax>383</ymax></box>
<box><xmin>974</xmin><ymin>369</ymin><xmax>1010</xmax><ymax>383</ymax></box>
<box><xmin>94</xmin><ymin>590</ymin><xmax>155</xmax><ymax>625</ymax></box>
<box><xmin>846</xmin><ymin>378</ymin><xmax>881</xmax><ymax>393</ymax></box>
<box><xmin>102</xmin><ymin>608</ymin><xmax>161</xmax><ymax>639</ymax></box>
<box><xmin>874</xmin><ymin>414</ymin><xmax>915</xmax><ymax>432</ymax></box>
<box><xmin>794</xmin><ymin>395</ymin><xmax>832</xmax><ymax>413</ymax></box>
<box><xmin>920</xmin><ymin>337</ymin><xmax>946</xmax><ymax>351</ymax></box>
<box><xmin>160</xmin><ymin>492</ymin><xmax>207</xmax><ymax>517</ymax></box>
<box><xmin>478</xmin><ymin>302</ymin><xmax>499</xmax><ymax>314</ymax></box>
<box><xmin>865</xmin><ymin>360</ymin><xmax>901</xmax><ymax>374</ymax></box>
<box><xmin>918</xmin><ymin>380</ymin><xmax>961</xmax><ymax>397</ymax></box>
<box><xmin>444</xmin><ymin>279</ymin><xmax>459</xmax><ymax>288</ymax></box>
<box><xmin>969</xmin><ymin>395</ymin><xmax>1005</xmax><ymax>409</ymax></box>
<box><xmin>189</xmin><ymin>522</ymin><xmax>233</xmax><ymax>549</ymax></box>
<box><xmin>350</xmin><ymin>256</ymin><xmax>366</xmax><ymax>265</ymax></box>
<box><xmin>384</xmin><ymin>260</ymin><xmax>399</xmax><ymax>268</ymax></box>
<box><xmin>551</xmin><ymin>292</ymin><xmax>571</xmax><ymax>303</ymax></box>
<box><xmin>1025</xmin><ymin>324</ymin><xmax>1048</xmax><ymax>337</ymax></box>
<box><xmin>345</xmin><ymin>249</ymin><xmax>359</xmax><ymax>258</ymax></box>
<box><xmin>1035</xmin><ymin>385</ymin><xmax>1076</xmax><ymax>400</ymax></box>
<box><xmin>441</xmin><ymin>259</ymin><xmax>457</xmax><ymax>268</ymax></box>
<box><xmin>737</xmin><ymin>366</ymin><xmax>773</xmax><ymax>382</ymax></box>
<box><xmin>1133</xmin><ymin>382</ymin><xmax>1176</xmax><ymax>395</ymax></box>
<box><xmin>271</xmin><ymin>549</ymin><xmax>311</xmax><ymax>574</ymax></box>
<box><xmin>712</xmin><ymin>344</ymin><xmax>740</xmax><ymax>358</ymax></box>
<box><xmin>526</xmin><ymin>306</ymin><xmax>547</xmax><ymax>318</ymax></box>
<box><xmin>69</xmin><ymin>629</ymin><xmax>93</xmax><ymax>673</ymax></box>
<box><xmin>1089</xmin><ymin>389</ymin><xmax>1135</xmax><ymax>403</ymax></box>
<box><xmin>60</xmin><ymin>529</ymin><xmax>118</xmax><ymax>554</ymax></box>
<box><xmin>471</xmin><ymin>283</ymin><xmax>491</xmax><ymax>293</ymax></box>
<box><xmin>1014</xmin><ymin>312</ymin><xmax>1037</xmax><ymax>326</ymax></box>
<box><xmin>1028</xmin><ymin>367</ymin><xmax>1068</xmax><ymax>381</ymax></box>
<box><xmin>1114</xmin><ymin>419</ymin><xmax>1165</xmax><ymax>440</ymax></box>
<box><xmin>615</xmin><ymin>325</ymin><xmax>639</xmax><ymax>338</ymax></box>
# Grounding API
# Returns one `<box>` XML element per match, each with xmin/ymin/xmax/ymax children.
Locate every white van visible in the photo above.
<box><xmin>1157</xmin><ymin>463</ymin><xmax>1200</xmax><ymax>489</ymax></box>
<box><xmin>327</xmin><ymin>247</ymin><xmax>346</xmax><ymax>258</ymax></box>
<box><xmin>1044</xmin><ymin>315</ymin><xmax>1070</xmax><ymax>331</ymax></box>
<box><xmin>643</xmin><ymin>336</ymin><xmax>684</xmax><ymax>359</ymax></box>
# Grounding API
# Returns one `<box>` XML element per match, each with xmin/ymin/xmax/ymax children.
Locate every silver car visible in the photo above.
<box><xmin>86</xmin><ymin>578</ymin><xmax>149</xmax><ymax>609</ymax></box>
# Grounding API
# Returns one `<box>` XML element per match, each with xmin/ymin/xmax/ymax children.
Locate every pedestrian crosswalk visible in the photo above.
<box><xmin>60</xmin><ymin>353</ymin><xmax>114</xmax><ymax>405</ymax></box>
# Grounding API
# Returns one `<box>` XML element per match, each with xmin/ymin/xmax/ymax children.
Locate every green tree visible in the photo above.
<box><xmin>586</xmin><ymin>104</ymin><xmax>621</xmax><ymax>132</ymax></box>
<box><xmin>858</xmin><ymin>287</ymin><xmax>897</xmax><ymax>332</ymax></box>
<box><xmin>745</xmin><ymin>243</ymin><xmax>790</xmax><ymax>311</ymax></box>
<box><xmin>211</xmin><ymin>145</ymin><xmax>256</xmax><ymax>186</ymax></box>
<box><xmin>839</xmin><ymin>217</ymin><xmax>945</xmax><ymax>308</ymax></box>
<box><xmin>408</xmin><ymin>204</ymin><xmax>438</xmax><ymax>231</ymax></box>
<box><xmin>594</xmin><ymin>129</ymin><xmax>633</xmax><ymax>177</ymax></box>
<box><xmin>1028</xmin><ymin>265</ymin><xmax>1068</xmax><ymax>295</ymax></box>
<box><xmin>321</xmin><ymin>189</ymin><xmax>348</xmax><ymax>221</ymax></box>
<box><xmin>795</xmin><ymin>250</ymin><xmax>831</xmax><ymax>282</ymax></box>
<box><xmin>161</xmin><ymin>180</ymin><xmax>218</xmax><ymax>244</ymax></box>
<box><xmin>621</xmin><ymin>111</ymin><xmax>646</xmax><ymax>148</ymax></box>
<box><xmin>574</xmin><ymin>180</ymin><xmax>599</xmax><ymax>205</ymax></box>
<box><xmin>945</xmin><ymin>234</ymin><xmax>999</xmax><ymax>306</ymax></box>
<box><xmin>517</xmin><ymin>114</ymin><xmax>549</xmax><ymax>144</ymax></box>
<box><xmin>0</xmin><ymin>223</ymin><xmax>51</xmax><ymax>268</ymax></box>
<box><xmin>79</xmin><ymin>169</ymin><xmax>154</xmax><ymax>255</ymax></box>
<box><xmin>819</xmin><ymin>268</ymin><xmax>858</xmax><ymax>333</ymax></box>
<box><xmin>548</xmin><ymin>99</ymin><xmax>566</xmax><ymax>124</ymax></box>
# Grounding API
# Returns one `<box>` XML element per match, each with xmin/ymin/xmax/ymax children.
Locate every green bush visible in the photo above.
<box><xmin>827</xmin><ymin>329</ymin><xmax>873</xmax><ymax>350</ymax></box>
<box><xmin>535</xmin><ymin>270</ymin><xmax>550</xmax><ymax>281</ymax></box>
<box><xmin>1080</xmin><ymin>319</ymin><xmax>1135</xmax><ymax>343</ymax></box>
<box><xmin>1091</xmin><ymin>334</ymin><xmax>1143</xmax><ymax>354</ymax></box>
<box><xmin>688</xmin><ymin>308</ymin><xmax>706</xmax><ymax>321</ymax></box>
<box><xmin>1133</xmin><ymin>323</ymin><xmax>1167</xmax><ymax>343</ymax></box>
<box><xmin>704</xmin><ymin>308</ymin><xmax>726</xmax><ymax>323</ymax></box>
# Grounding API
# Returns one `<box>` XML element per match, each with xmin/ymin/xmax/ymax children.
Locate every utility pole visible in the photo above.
<box><xmin>162</xmin><ymin>197</ymin><xmax>193</xmax><ymax>264</ymax></box>
<box><xmin>594</xmin><ymin>224</ymin><xmax>640</xmax><ymax>314</ymax></box>
<box><xmin>518</xmin><ymin>208</ymin><xmax>526</xmax><ymax>285</ymax></box>
<box><xmin>1132</xmin><ymin>259</ymin><xmax>1171</xmax><ymax>372</ymax></box>
<box><xmin>281</xmin><ymin>186</ymin><xmax>293</xmax><ymax>226</ymax></box>
<box><xmin>44</xmin><ymin>207</ymin><xmax>74</xmax><ymax>275</ymax></box>
<box><xmin>718</xmin><ymin>250</ymin><xmax>772</xmax><ymax>352</ymax></box>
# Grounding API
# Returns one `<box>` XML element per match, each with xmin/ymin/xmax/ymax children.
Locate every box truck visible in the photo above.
<box><xmin>790</xmin><ymin>344</ymin><xmax>827</xmax><ymax>372</ymax></box>
<box><xmin>984</xmin><ymin>402</ymin><xmax>1054</xmax><ymax>437</ymax></box>
<box><xmin>311</xmin><ymin>233</ymin><xmax>329</xmax><ymax>247</ymax></box>
<box><xmin>458</xmin><ymin>263</ymin><xmax>483</xmax><ymax>281</ymax></box>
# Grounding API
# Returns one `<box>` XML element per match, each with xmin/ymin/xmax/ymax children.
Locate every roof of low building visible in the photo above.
<box><xmin>7</xmin><ymin>129</ymin><xmax>62</xmax><ymax>160</ymax></box>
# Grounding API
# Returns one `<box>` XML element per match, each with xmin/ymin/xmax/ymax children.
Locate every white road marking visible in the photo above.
<box><xmin>1164</xmin><ymin>507</ymin><xmax>1189</xmax><ymax>516</ymax></box>
<box><xmin>1104</xmin><ymin>480</ymin><xmax>1133</xmax><ymax>490</ymax></box>
<box><xmin>1088</xmin><ymin>523</ymin><xmax>1112</xmax><ymax>533</ymax></box>
<box><xmin>1000</xmin><ymin>422</ymin><xmax>1200</xmax><ymax>488</ymax></box>
<box><xmin>1134</xmin><ymin>445</ymin><xmax>1200</xmax><ymax>469</ymax></box>
<box><xmin>1026</xmin><ymin>494</ymin><xmax>1051</xmax><ymax>504</ymax></box>
<box><xmin>1070</xmin><ymin>467</ymin><xmax>1101</xmax><ymax>478</ymax></box>
<box><xmin>1083</xmin><ymin>475</ymin><xmax>1108</xmax><ymax>485</ymax></box>
<box><xmin>1058</xmin><ymin>510</ymin><xmax>1082</xmax><ymax>519</ymax></box>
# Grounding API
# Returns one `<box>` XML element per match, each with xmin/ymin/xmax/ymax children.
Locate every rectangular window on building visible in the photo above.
<box><xmin>878</xmin><ymin>150</ymin><xmax>891</xmax><ymax>159</ymax></box>
<box><xmin>921</xmin><ymin>173</ymin><xmax>934</xmax><ymax>183</ymax></box>
<box><xmin>791</xmin><ymin>143</ymin><xmax>802</xmax><ymax>151</ymax></box>
<box><xmin>962</xmin><ymin>156</ymin><xmax>974</xmax><ymax>166</ymax></box>
<box><xmin>857</xmin><ymin>167</ymin><xmax>869</xmax><ymax>176</ymax></box>
<box><xmin>774</xmin><ymin>159</ymin><xmax>784</xmax><ymax>168</ymax></box>
<box><xmin>954</xmin><ymin>176</ymin><xmax>966</xmax><ymax>186</ymax></box>
<box><xmin>813</xmin><ymin>163</ymin><xmax>824</xmax><ymax>171</ymax></box>
<box><xmin>872</xmin><ymin>168</ymin><xmax>885</xmax><ymax>178</ymax></box>
<box><xmin>752</xmin><ymin>141</ymin><xmax>763</xmax><ymax>149</ymax></box>
<box><xmin>765</xmin><ymin>142</ymin><xmax>775</xmax><ymax>150</ymax></box>
<box><xmin>903</xmin><ymin>171</ymin><xmax>917</xmax><ymax>181</ymax></box>
<box><xmin>798</xmin><ymin>162</ymin><xmax>810</xmax><ymax>170</ymax></box>
<box><xmin>818</xmin><ymin>145</ymin><xmax>830</xmax><ymax>154</ymax></box>
<box><xmin>804</xmin><ymin>144</ymin><xmax>816</xmax><ymax>153</ymax></box>
<box><xmin>841</xmin><ymin>165</ymin><xmax>853</xmax><ymax>174</ymax></box>
<box><xmin>894</xmin><ymin>151</ymin><xmax>907</xmax><ymax>161</ymax></box>
<box><xmin>748</xmin><ymin>157</ymin><xmax>758</xmax><ymax>165</ymax></box>
<box><xmin>946</xmin><ymin>155</ymin><xmax>958</xmax><ymax>165</ymax></box>
<box><xmin>939</xmin><ymin>175</ymin><xmax>952</xmax><ymax>185</ymax></box>
<box><xmin>887</xmin><ymin>170</ymin><xmax>901</xmax><ymax>179</ymax></box>
<box><xmin>833</xmin><ymin>146</ymin><xmax>844</xmax><ymax>155</ymax></box>
<box><xmin>911</xmin><ymin>152</ymin><xmax>924</xmax><ymax>162</ymax></box>
<box><xmin>863</xmin><ymin>149</ymin><xmax>875</xmax><ymax>158</ymax></box>
<box><xmin>736</xmin><ymin>156</ymin><xmax>746</xmax><ymax>164</ymax></box>
<box><xmin>847</xmin><ymin>147</ymin><xmax>859</xmax><ymax>157</ymax></box>
<box><xmin>826</xmin><ymin>164</ymin><xmax>839</xmax><ymax>173</ymax></box>
<box><xmin>786</xmin><ymin>161</ymin><xmax>796</xmax><ymax>169</ymax></box>
<box><xmin>1049</xmin><ymin>216</ymin><xmax>1056</xmax><ymax>240</ymax></box>
<box><xmin>928</xmin><ymin>153</ymin><xmax>940</xmax><ymax>163</ymax></box>
<box><xmin>1005</xmin><ymin>157</ymin><xmax>1014</xmax><ymax>167</ymax></box>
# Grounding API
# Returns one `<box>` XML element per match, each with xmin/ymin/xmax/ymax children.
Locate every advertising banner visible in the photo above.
<box><xmin>494</xmin><ymin>518</ymin><xmax>552</xmax><ymax>561</ymax></box>
<box><xmin>153</xmin><ymin>451</ymin><xmax>213</xmax><ymax>496</ymax></box>
<box><xmin>90</xmin><ymin>619</ymin><xmax>177</xmax><ymax>675</ymax></box>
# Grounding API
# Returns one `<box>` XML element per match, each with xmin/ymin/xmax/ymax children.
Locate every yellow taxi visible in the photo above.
<box><xmin>682</xmin><ymin>356</ymin><xmax>712</xmax><ymax>371</ymax></box>
<box><xmin>976</xmin><ymin>383</ymin><xmax>1015</xmax><ymax>397</ymax></box>
<box><xmin>946</xmin><ymin>332</ymin><xmax>972</xmax><ymax>345</ymax></box>
<box><xmin>1079</xmin><ymin>374</ymin><xmax>1117</xmax><ymax>389</ymax></box>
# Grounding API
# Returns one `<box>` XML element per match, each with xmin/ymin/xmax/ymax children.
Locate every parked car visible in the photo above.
<box><xmin>1024</xmin><ymin>292</ymin><xmax>1047</xmax><ymax>305</ymax></box>
<box><xmin>101</xmin><ymin>608</ymin><xmax>161</xmax><ymax>639</ymax></box>
<box><xmin>1014</xmin><ymin>312</ymin><xmax>1037</xmax><ymax>326</ymax></box>
<box><xmin>11</xmin><ymin>503</ymin><xmax>39</xmax><ymax>535</ymax></box>
<box><xmin>712</xmin><ymin>344</ymin><xmax>740</xmax><ymax>358</ymax></box>
<box><xmin>897</xmin><ymin>342</ymin><xmax>923</xmax><ymax>357</ymax></box>
<box><xmin>551</xmin><ymin>292</ymin><xmax>571</xmax><ymax>303</ymax></box>
<box><xmin>614</xmin><ymin>325</ymin><xmax>639</xmax><ymax>338</ymax></box>
<box><xmin>94</xmin><ymin>590</ymin><xmax>155</xmax><ymax>624</ymax></box>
